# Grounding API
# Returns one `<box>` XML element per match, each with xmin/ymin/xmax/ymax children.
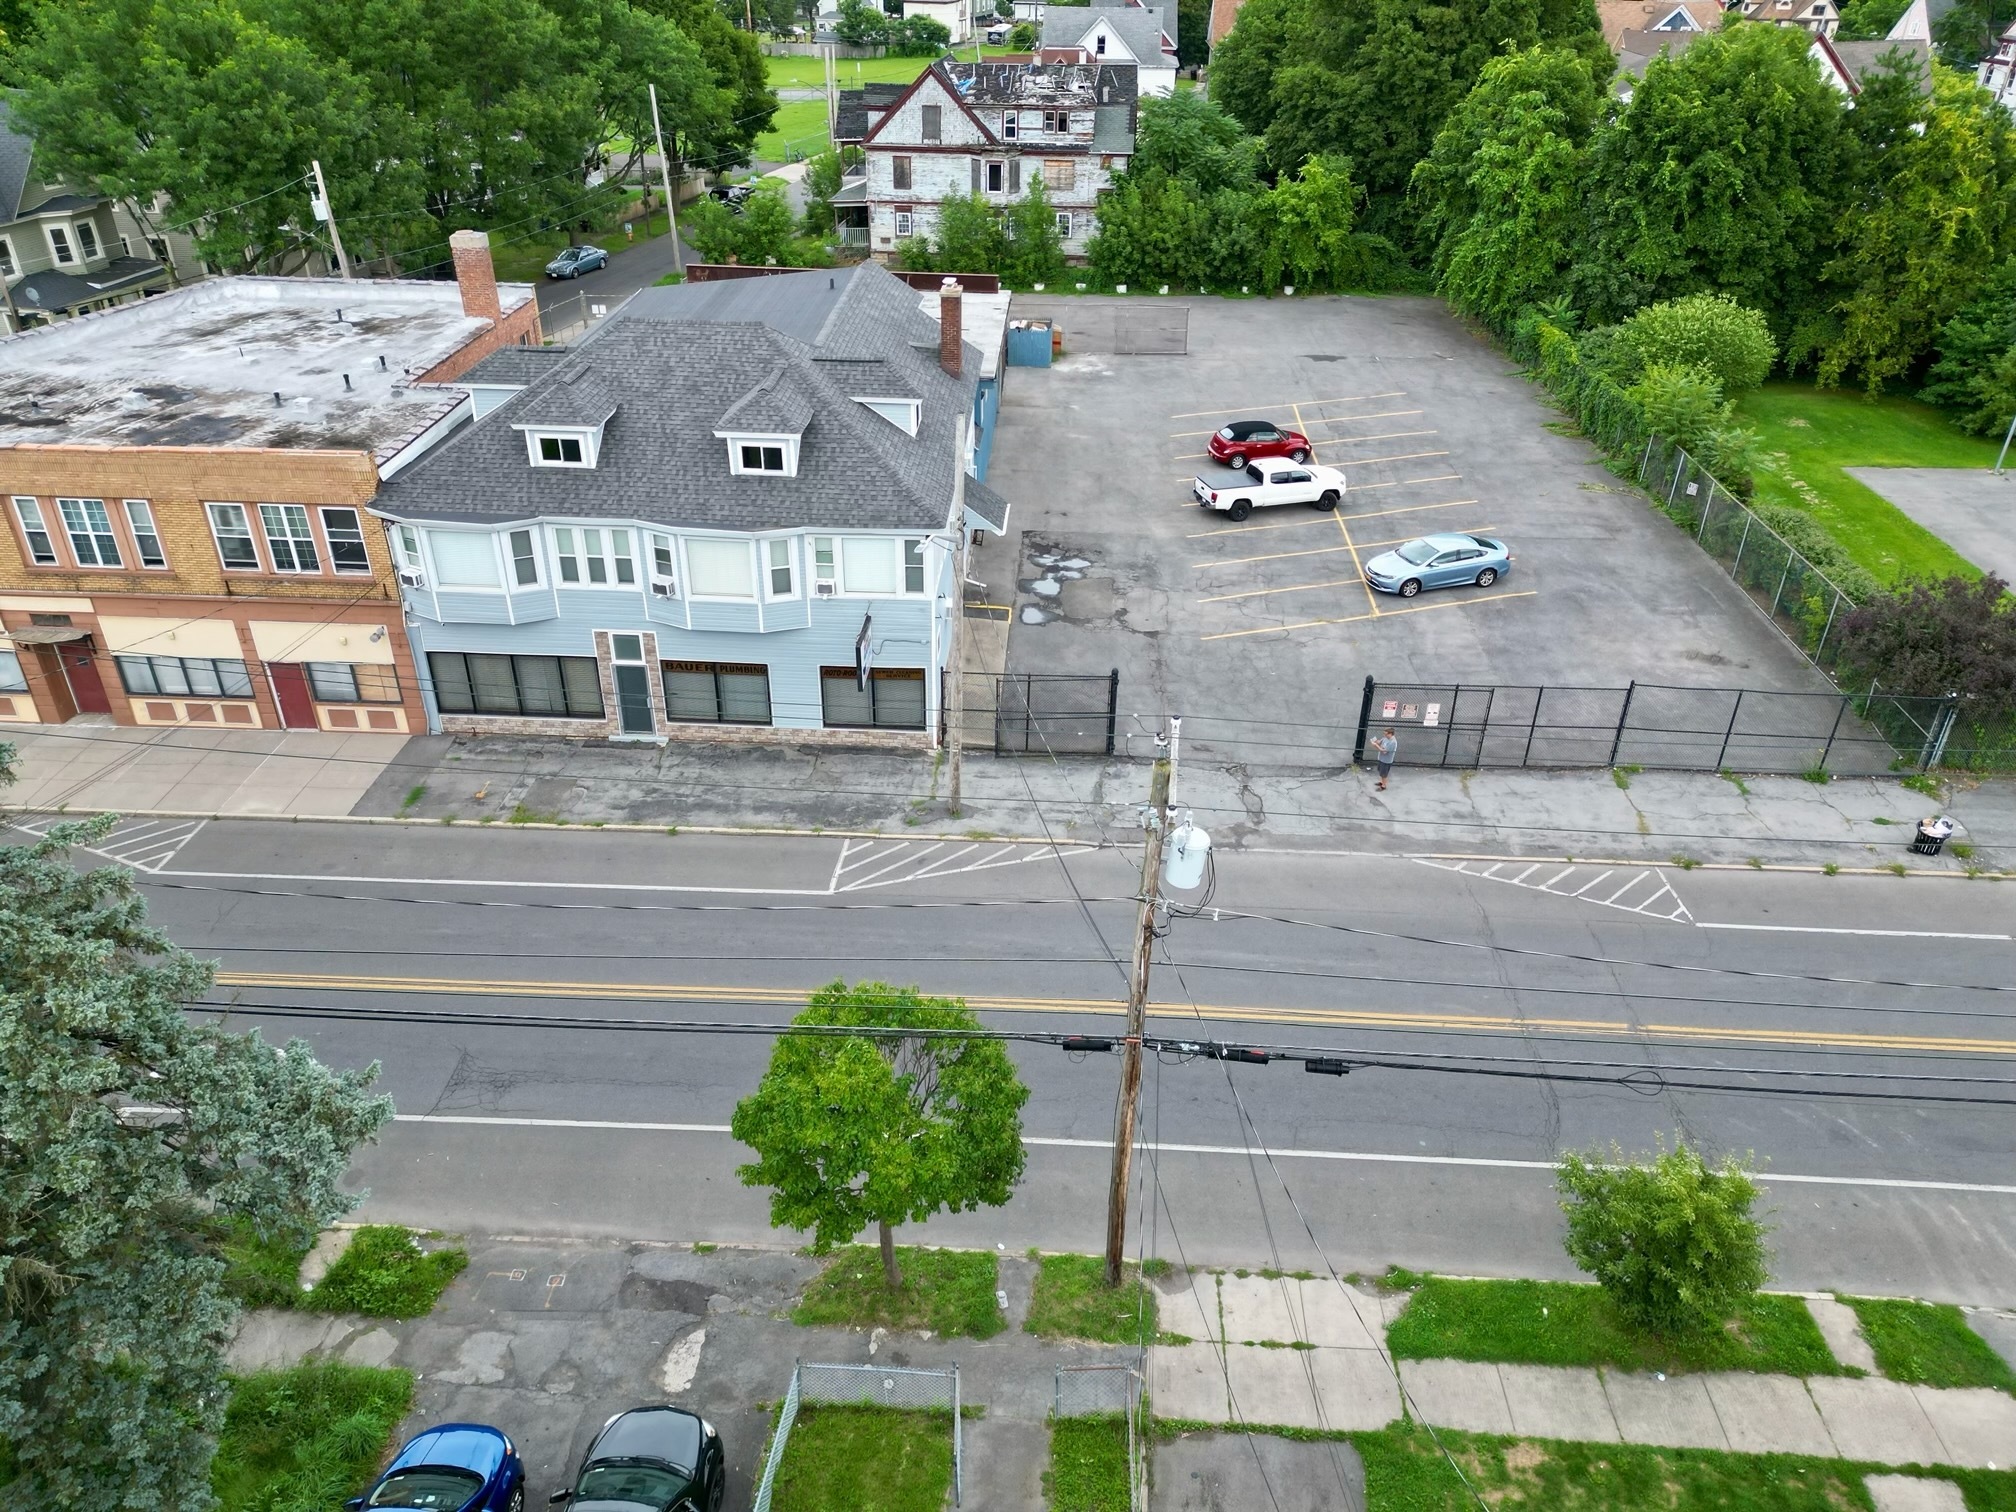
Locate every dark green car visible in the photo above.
<box><xmin>550</xmin><ymin>1406</ymin><xmax>725</xmax><ymax>1512</ymax></box>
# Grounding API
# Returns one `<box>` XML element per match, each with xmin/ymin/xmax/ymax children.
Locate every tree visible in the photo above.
<box><xmin>1834</xmin><ymin>0</ymin><xmax>1911</xmax><ymax>37</ymax></box>
<box><xmin>1204</xmin><ymin>0</ymin><xmax>1304</xmax><ymax>139</ymax></box>
<box><xmin>932</xmin><ymin>191</ymin><xmax>1010</xmax><ymax>273</ymax></box>
<box><xmin>1836</xmin><ymin>574</ymin><xmax>2016</xmax><ymax>715</ymax></box>
<box><xmin>1176</xmin><ymin>0</ymin><xmax>1209</xmax><ymax>66</ymax></box>
<box><xmin>889</xmin><ymin>12</ymin><xmax>951</xmax><ymax>50</ymax></box>
<box><xmin>802</xmin><ymin>148</ymin><xmax>845</xmax><ymax>234</ymax></box>
<box><xmin>731</xmin><ymin>982</ymin><xmax>1030</xmax><ymax>1287</ymax></box>
<box><xmin>1254</xmin><ymin>155</ymin><xmax>1384</xmax><ymax>290</ymax></box>
<box><xmin>1820</xmin><ymin>66</ymin><xmax>2016</xmax><ymax>392</ymax></box>
<box><xmin>1572</xmin><ymin>25</ymin><xmax>1849</xmax><ymax>338</ymax></box>
<box><xmin>834</xmin><ymin>0</ymin><xmax>889</xmax><ymax>41</ymax></box>
<box><xmin>0</xmin><ymin>764</ymin><xmax>391</xmax><ymax>1508</ymax></box>
<box><xmin>1004</xmin><ymin>174</ymin><xmax>1066</xmax><ymax>286</ymax></box>
<box><xmin>1933</xmin><ymin>0</ymin><xmax>2016</xmax><ymax>69</ymax></box>
<box><xmin>1557</xmin><ymin>1143</ymin><xmax>1768</xmax><ymax>1338</ymax></box>
<box><xmin>1611</xmin><ymin>293</ymin><xmax>1778</xmax><ymax>393</ymax></box>
<box><xmin>1089</xmin><ymin>169</ymin><xmax>1217</xmax><ymax>288</ymax></box>
<box><xmin>1129</xmin><ymin>88</ymin><xmax>1262</xmax><ymax>195</ymax></box>
<box><xmin>632</xmin><ymin>0</ymin><xmax>779</xmax><ymax>169</ymax></box>
<box><xmin>1008</xmin><ymin>19</ymin><xmax>1037</xmax><ymax>46</ymax></box>
<box><xmin>1921</xmin><ymin>254</ymin><xmax>2016</xmax><ymax>434</ymax></box>
<box><xmin>1411</xmin><ymin>45</ymin><xmax>1601</xmax><ymax>331</ymax></box>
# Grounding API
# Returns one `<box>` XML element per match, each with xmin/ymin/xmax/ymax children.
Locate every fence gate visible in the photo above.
<box><xmin>1005</xmin><ymin>296</ymin><xmax>1190</xmax><ymax>355</ymax></box>
<box><xmin>754</xmin><ymin>1360</ymin><xmax>962</xmax><ymax>1512</ymax></box>
<box><xmin>1054</xmin><ymin>1363</ymin><xmax>1146</xmax><ymax>1512</ymax></box>
<box><xmin>953</xmin><ymin>670</ymin><xmax>1119</xmax><ymax>756</ymax></box>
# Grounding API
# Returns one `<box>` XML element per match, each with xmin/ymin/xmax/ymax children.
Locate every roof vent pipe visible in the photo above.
<box><xmin>343</xmin><ymin>373</ymin><xmax>353</xmax><ymax>390</ymax></box>
<box><xmin>273</xmin><ymin>391</ymin><xmax>283</xmax><ymax>406</ymax></box>
<box><xmin>379</xmin><ymin>354</ymin><xmax>388</xmax><ymax>370</ymax></box>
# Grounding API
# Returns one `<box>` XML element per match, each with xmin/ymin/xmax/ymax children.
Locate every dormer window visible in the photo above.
<box><xmin>855</xmin><ymin>398</ymin><xmax>921</xmax><ymax>436</ymax></box>
<box><xmin>518</xmin><ymin>424</ymin><xmax>602</xmax><ymax>468</ymax></box>
<box><xmin>721</xmin><ymin>433</ymin><xmax>801</xmax><ymax>477</ymax></box>
<box><xmin>541</xmin><ymin>436</ymin><xmax>582</xmax><ymax>463</ymax></box>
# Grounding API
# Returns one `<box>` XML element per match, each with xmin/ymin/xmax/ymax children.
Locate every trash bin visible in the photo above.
<box><xmin>1911</xmin><ymin>815</ymin><xmax>1955</xmax><ymax>855</ymax></box>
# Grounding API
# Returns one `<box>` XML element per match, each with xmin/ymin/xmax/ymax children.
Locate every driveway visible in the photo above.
<box><xmin>535</xmin><ymin>220</ymin><xmax>695</xmax><ymax>335</ymax></box>
<box><xmin>979</xmin><ymin>295</ymin><xmax>1837</xmax><ymax>768</ymax></box>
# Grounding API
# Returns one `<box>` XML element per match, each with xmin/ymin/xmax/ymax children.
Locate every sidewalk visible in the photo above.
<box><xmin>4</xmin><ymin>719</ymin><xmax>2013</xmax><ymax>872</ymax></box>
<box><xmin>1146</xmin><ymin>1270</ymin><xmax>2016</xmax><ymax>1470</ymax></box>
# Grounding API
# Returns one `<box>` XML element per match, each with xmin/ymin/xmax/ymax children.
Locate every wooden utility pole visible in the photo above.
<box><xmin>649</xmin><ymin>84</ymin><xmax>684</xmax><ymax>277</ymax></box>
<box><xmin>1104</xmin><ymin>724</ymin><xmax>1179</xmax><ymax>1286</ymax></box>
<box><xmin>310</xmin><ymin>159</ymin><xmax>351</xmax><ymax>280</ymax></box>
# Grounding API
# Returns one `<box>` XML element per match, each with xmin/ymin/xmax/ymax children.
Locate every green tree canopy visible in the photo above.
<box><xmin>1573</xmin><ymin>26</ymin><xmax>1848</xmax><ymax>336</ymax></box>
<box><xmin>1411</xmin><ymin>44</ymin><xmax>1600</xmax><ymax>331</ymax></box>
<box><xmin>1921</xmin><ymin>253</ymin><xmax>2016</xmax><ymax>434</ymax></box>
<box><xmin>1204</xmin><ymin>0</ymin><xmax>1303</xmax><ymax>140</ymax></box>
<box><xmin>1128</xmin><ymin>88</ymin><xmax>1262</xmax><ymax>195</ymax></box>
<box><xmin>0</xmin><ymin>768</ymin><xmax>391</xmax><ymax>1507</ymax></box>
<box><xmin>1819</xmin><ymin>66</ymin><xmax>2016</xmax><ymax>391</ymax></box>
<box><xmin>730</xmin><ymin>982</ymin><xmax>1029</xmax><ymax>1286</ymax></box>
<box><xmin>1611</xmin><ymin>293</ymin><xmax>1779</xmax><ymax>392</ymax></box>
<box><xmin>1004</xmin><ymin>175</ymin><xmax>1067</xmax><ymax>287</ymax></box>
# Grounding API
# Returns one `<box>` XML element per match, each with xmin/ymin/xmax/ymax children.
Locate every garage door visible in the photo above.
<box><xmin>1007</xmin><ymin>296</ymin><xmax>1190</xmax><ymax>355</ymax></box>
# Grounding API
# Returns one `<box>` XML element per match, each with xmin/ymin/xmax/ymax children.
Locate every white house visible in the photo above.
<box><xmin>902</xmin><ymin>0</ymin><xmax>976</xmax><ymax>43</ymax></box>
<box><xmin>861</xmin><ymin>61</ymin><xmax>1137</xmax><ymax>260</ymax></box>
<box><xmin>1038</xmin><ymin>0</ymin><xmax>1178</xmax><ymax>96</ymax></box>
<box><xmin>1980</xmin><ymin>17</ymin><xmax>2016</xmax><ymax>114</ymax></box>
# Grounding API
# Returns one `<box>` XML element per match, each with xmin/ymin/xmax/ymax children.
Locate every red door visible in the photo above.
<box><xmin>269</xmin><ymin>662</ymin><xmax>320</xmax><ymax>729</ymax></box>
<box><xmin>61</xmin><ymin>639</ymin><xmax>113</xmax><ymax>715</ymax></box>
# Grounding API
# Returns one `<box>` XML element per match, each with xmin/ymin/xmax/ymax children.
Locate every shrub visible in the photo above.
<box><xmin>1611</xmin><ymin>293</ymin><xmax>1779</xmax><ymax>393</ymax></box>
<box><xmin>306</xmin><ymin>1227</ymin><xmax>467</xmax><ymax>1319</ymax></box>
<box><xmin>1835</xmin><ymin>573</ymin><xmax>2016</xmax><ymax>714</ymax></box>
<box><xmin>1008</xmin><ymin>20</ymin><xmax>1037</xmax><ymax>48</ymax></box>
<box><xmin>889</xmin><ymin>13</ymin><xmax>951</xmax><ymax>53</ymax></box>
<box><xmin>1557</xmin><ymin>1143</ymin><xmax>1768</xmax><ymax>1339</ymax></box>
<box><xmin>1628</xmin><ymin>363</ymin><xmax>1732</xmax><ymax>452</ymax></box>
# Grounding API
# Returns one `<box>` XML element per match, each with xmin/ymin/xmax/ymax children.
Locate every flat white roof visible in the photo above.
<box><xmin>0</xmin><ymin>275</ymin><xmax>535</xmax><ymax>458</ymax></box>
<box><xmin>920</xmin><ymin>288</ymin><xmax>1013</xmax><ymax>380</ymax></box>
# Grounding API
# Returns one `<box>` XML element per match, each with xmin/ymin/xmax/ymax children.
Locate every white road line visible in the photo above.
<box><xmin>1570</xmin><ymin>869</ymin><xmax>1617</xmax><ymax>898</ymax></box>
<box><xmin>897</xmin><ymin>842</ymin><xmax>982</xmax><ymax>880</ymax></box>
<box><xmin>147</xmin><ymin>868</ymin><xmax>835</xmax><ymax>896</ymax></box>
<box><xmin>827</xmin><ymin>841</ymin><xmax>855</xmax><ymax>894</ymax></box>
<box><xmin>844</xmin><ymin>842</ymin><xmax>945</xmax><ymax>889</ymax></box>
<box><xmin>1697</xmin><ymin>923</ymin><xmax>2013</xmax><ymax>941</ymax></box>
<box><xmin>834</xmin><ymin>839</ymin><xmax>906</xmax><ymax>877</ymax></box>
<box><xmin>1540</xmin><ymin>867</ymin><xmax>1577</xmax><ymax>890</ymax></box>
<box><xmin>384</xmin><ymin>1116</ymin><xmax>2016</xmax><ymax>1195</ymax></box>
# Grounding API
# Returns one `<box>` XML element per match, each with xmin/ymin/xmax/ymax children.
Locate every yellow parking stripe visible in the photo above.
<box><xmin>208</xmin><ymin>971</ymin><xmax>2016</xmax><ymax>1058</ymax></box>
<box><xmin>1188</xmin><ymin>499</ymin><xmax>1481</xmax><ymax>539</ymax></box>
<box><xmin>1297</xmin><ymin>410</ymin><xmax>1425</xmax><ymax>427</ymax></box>
<box><xmin>1354</xmin><ymin>473</ymin><xmax>1462</xmax><ymax>491</ymax></box>
<box><xmin>1169</xmin><ymin>392</ymin><xmax>1404</xmax><ymax>420</ymax></box>
<box><xmin>1199</xmin><ymin>531</ymin><xmax>1497</xmax><ymax>602</ymax></box>
<box><xmin>1201</xmin><ymin>589</ymin><xmax>1537</xmax><ymax>641</ymax></box>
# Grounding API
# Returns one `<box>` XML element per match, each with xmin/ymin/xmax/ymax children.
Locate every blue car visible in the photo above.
<box><xmin>347</xmin><ymin>1423</ymin><xmax>525</xmax><ymax>1512</ymax></box>
<box><xmin>544</xmin><ymin>245</ymin><xmax>609</xmax><ymax>278</ymax></box>
<box><xmin>1363</xmin><ymin>532</ymin><xmax>1513</xmax><ymax>598</ymax></box>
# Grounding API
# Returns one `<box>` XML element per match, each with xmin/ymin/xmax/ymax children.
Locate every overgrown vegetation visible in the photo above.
<box><xmin>1384</xmin><ymin>1274</ymin><xmax>1843</xmax><ymax>1377</ymax></box>
<box><xmin>304</xmin><ymin>1226</ymin><xmax>468</xmax><ymax>1319</ymax></box>
<box><xmin>211</xmin><ymin>1363</ymin><xmax>413</xmax><ymax>1512</ymax></box>
<box><xmin>1844</xmin><ymin>1296</ymin><xmax>2016</xmax><ymax>1392</ymax></box>
<box><xmin>769</xmin><ymin>1404</ymin><xmax>953</xmax><ymax>1512</ymax></box>
<box><xmin>792</xmin><ymin>1246</ymin><xmax>1005</xmax><ymax>1339</ymax></box>
<box><xmin>215</xmin><ymin>1218</ymin><xmax>315</xmax><ymax>1310</ymax></box>
<box><xmin>1047</xmin><ymin>1416</ymin><xmax>1130</xmax><ymax>1512</ymax></box>
<box><xmin>1024</xmin><ymin>1254</ymin><xmax>1159</xmax><ymax>1344</ymax></box>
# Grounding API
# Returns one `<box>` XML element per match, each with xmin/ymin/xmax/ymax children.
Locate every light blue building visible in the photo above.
<box><xmin>373</xmin><ymin>264</ymin><xmax>1009</xmax><ymax>745</ymax></box>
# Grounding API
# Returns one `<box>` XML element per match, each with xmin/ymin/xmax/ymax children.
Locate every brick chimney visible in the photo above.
<box><xmin>939</xmin><ymin>278</ymin><xmax>964</xmax><ymax>379</ymax></box>
<box><xmin>449</xmin><ymin>229</ymin><xmax>502</xmax><ymax>322</ymax></box>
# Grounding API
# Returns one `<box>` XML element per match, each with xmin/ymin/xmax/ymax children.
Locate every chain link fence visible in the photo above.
<box><xmin>1054</xmin><ymin>1363</ymin><xmax>1146</xmax><ymax>1512</ymax></box>
<box><xmin>752</xmin><ymin>1360</ymin><xmax>962</xmax><ymax>1512</ymax></box>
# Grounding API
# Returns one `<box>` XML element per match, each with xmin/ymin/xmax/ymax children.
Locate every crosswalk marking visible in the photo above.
<box><xmin>5</xmin><ymin>815</ymin><xmax>208</xmax><ymax>873</ymax></box>
<box><xmin>832</xmin><ymin>837</ymin><xmax>1060</xmax><ymax>892</ymax></box>
<box><xmin>1419</xmin><ymin>856</ymin><xmax>1692</xmax><ymax>922</ymax></box>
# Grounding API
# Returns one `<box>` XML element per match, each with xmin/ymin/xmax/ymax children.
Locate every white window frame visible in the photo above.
<box><xmin>0</xmin><ymin>236</ymin><xmax>15</xmax><ymax>278</ymax></box>
<box><xmin>855</xmin><ymin>397</ymin><xmax>921</xmax><ymax>436</ymax></box>
<box><xmin>1056</xmin><ymin>210</ymin><xmax>1073</xmax><ymax>237</ymax></box>
<box><xmin>392</xmin><ymin>522</ymin><xmax>423</xmax><ymax>572</ymax></box>
<box><xmin>258</xmin><ymin>502</ymin><xmax>321</xmax><ymax>574</ymax></box>
<box><xmin>507</xmin><ymin>527</ymin><xmax>541</xmax><ymax>587</ymax></box>
<box><xmin>518</xmin><ymin>426</ymin><xmax>600</xmax><ymax>468</ymax></box>
<box><xmin>811</xmin><ymin>535</ymin><xmax>837</xmax><ymax>594</ymax></box>
<box><xmin>763</xmin><ymin>537</ymin><xmax>798</xmax><ymax>600</ymax></box>
<box><xmin>683</xmin><ymin>535</ymin><xmax>758</xmax><ymax>601</ymax></box>
<box><xmin>57</xmin><ymin>497</ymin><xmax>122</xmax><ymax>568</ymax></box>
<box><xmin>208</xmin><ymin>503</ymin><xmax>263</xmax><ymax>572</ymax></box>
<box><xmin>122</xmin><ymin>499</ymin><xmax>167</xmax><ymax>569</ymax></box>
<box><xmin>894</xmin><ymin>210</ymin><xmax>914</xmax><ymax>238</ymax></box>
<box><xmin>12</xmin><ymin>497</ymin><xmax>58</xmax><ymax>566</ymax></box>
<box><xmin>47</xmin><ymin>224</ymin><xmax>73</xmax><ymax>265</ymax></box>
<box><xmin>721</xmin><ymin>433</ymin><xmax>800</xmax><ymax>477</ymax></box>
<box><xmin>322</xmin><ymin>506</ymin><xmax>372</xmax><ymax>575</ymax></box>
<box><xmin>904</xmin><ymin>537</ymin><xmax>927</xmax><ymax>595</ymax></box>
<box><xmin>73</xmin><ymin>219</ymin><xmax>99</xmax><ymax>261</ymax></box>
<box><xmin>647</xmin><ymin>532</ymin><xmax>680</xmax><ymax>597</ymax></box>
<box><xmin>1002</xmin><ymin>111</ymin><xmax>1018</xmax><ymax>140</ymax></box>
<box><xmin>426</xmin><ymin>529</ymin><xmax>505</xmax><ymax>590</ymax></box>
<box><xmin>549</xmin><ymin>525</ymin><xmax>637</xmax><ymax>588</ymax></box>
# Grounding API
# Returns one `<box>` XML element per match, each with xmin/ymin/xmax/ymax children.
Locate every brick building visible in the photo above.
<box><xmin>0</xmin><ymin>231</ymin><xmax>540</xmax><ymax>735</ymax></box>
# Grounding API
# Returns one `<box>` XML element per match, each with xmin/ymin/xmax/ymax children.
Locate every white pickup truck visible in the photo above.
<box><xmin>1192</xmin><ymin>459</ymin><xmax>1347</xmax><ymax>521</ymax></box>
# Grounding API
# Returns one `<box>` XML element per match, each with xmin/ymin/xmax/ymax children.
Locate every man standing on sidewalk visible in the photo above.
<box><xmin>1370</xmin><ymin>727</ymin><xmax>1398</xmax><ymax>790</ymax></box>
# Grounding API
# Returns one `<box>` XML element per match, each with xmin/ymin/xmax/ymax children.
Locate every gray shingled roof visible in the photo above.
<box><xmin>513</xmin><ymin>364</ymin><xmax>621</xmax><ymax>427</ymax></box>
<box><xmin>0</xmin><ymin>95</ymin><xmax>36</xmax><ymax>223</ymax></box>
<box><xmin>376</xmin><ymin>262</ymin><xmax>984</xmax><ymax>535</ymax></box>
<box><xmin>715</xmin><ymin>365</ymin><xmax>817</xmax><ymax>434</ymax></box>
<box><xmin>461</xmin><ymin>345</ymin><xmax>569</xmax><ymax>385</ymax></box>
<box><xmin>835</xmin><ymin>82</ymin><xmax>907</xmax><ymax>144</ymax></box>
<box><xmin>1092</xmin><ymin>106</ymin><xmax>1136</xmax><ymax>155</ymax></box>
<box><xmin>965</xmin><ymin>477</ymin><xmax>1010</xmax><ymax>531</ymax></box>
<box><xmin>1832</xmin><ymin>38</ymin><xmax>1934</xmax><ymax>94</ymax></box>
<box><xmin>1041</xmin><ymin>2</ymin><xmax>1173</xmax><ymax>60</ymax></box>
<box><xmin>11</xmin><ymin>256</ymin><xmax>167</xmax><ymax>313</ymax></box>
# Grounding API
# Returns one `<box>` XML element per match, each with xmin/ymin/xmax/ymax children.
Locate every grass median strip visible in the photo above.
<box><xmin>1024</xmin><ymin>1253</ymin><xmax>1160</xmax><ymax>1344</ymax></box>
<box><xmin>771</xmin><ymin>1404</ymin><xmax>954</xmax><ymax>1512</ymax></box>
<box><xmin>1047</xmin><ymin>1416</ymin><xmax>1131</xmax><ymax>1512</ymax></box>
<box><xmin>305</xmin><ymin>1225</ymin><xmax>468</xmax><ymax>1320</ymax></box>
<box><xmin>1382</xmin><ymin>1272</ymin><xmax>1846</xmax><ymax>1377</ymax></box>
<box><xmin>1844</xmin><ymin>1296</ymin><xmax>2016</xmax><ymax>1393</ymax></box>
<box><xmin>212</xmin><ymin>1361</ymin><xmax>413</xmax><ymax>1511</ymax></box>
<box><xmin>793</xmin><ymin>1245</ymin><xmax>1004</xmax><ymax>1339</ymax></box>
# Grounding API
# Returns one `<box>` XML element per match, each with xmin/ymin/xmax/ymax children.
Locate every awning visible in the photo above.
<box><xmin>2</xmin><ymin>626</ymin><xmax>89</xmax><ymax>645</ymax></box>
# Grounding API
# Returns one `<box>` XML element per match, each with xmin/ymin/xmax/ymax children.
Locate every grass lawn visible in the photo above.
<box><xmin>754</xmin><ymin>99</ymin><xmax>835</xmax><ymax>163</ymax></box>
<box><xmin>212</xmin><ymin>1362</ymin><xmax>413</xmax><ymax>1511</ymax></box>
<box><xmin>1735</xmin><ymin>381</ymin><xmax>2001</xmax><ymax>587</ymax></box>
<box><xmin>1047</xmin><ymin>1416</ymin><xmax>1130</xmax><ymax>1511</ymax></box>
<box><xmin>771</xmin><ymin>1404</ymin><xmax>953</xmax><ymax>1512</ymax></box>
<box><xmin>488</xmin><ymin>192</ymin><xmax>674</xmax><ymax>283</ymax></box>
<box><xmin>1383</xmin><ymin>1275</ymin><xmax>1844</xmax><ymax>1378</ymax></box>
<box><xmin>1354</xmin><ymin>1423</ymin><xmax>2016</xmax><ymax>1512</ymax></box>
<box><xmin>1024</xmin><ymin>1253</ymin><xmax>1159</xmax><ymax>1344</ymax></box>
<box><xmin>1844</xmin><ymin>1296</ymin><xmax>2016</xmax><ymax>1392</ymax></box>
<box><xmin>217</xmin><ymin>1217</ymin><xmax>314</xmax><ymax>1310</ymax></box>
<box><xmin>305</xmin><ymin>1226</ymin><xmax>468</xmax><ymax>1320</ymax></box>
<box><xmin>793</xmin><ymin>1245</ymin><xmax>1004</xmax><ymax>1338</ymax></box>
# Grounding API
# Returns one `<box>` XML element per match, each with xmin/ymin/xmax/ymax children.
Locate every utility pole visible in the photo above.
<box><xmin>1104</xmin><ymin>718</ymin><xmax>1180</xmax><ymax>1286</ymax></box>
<box><xmin>1995</xmin><ymin>409</ymin><xmax>2016</xmax><ymax>475</ymax></box>
<box><xmin>310</xmin><ymin>159</ymin><xmax>351</xmax><ymax>280</ymax></box>
<box><xmin>648</xmin><ymin>84</ymin><xmax>684</xmax><ymax>278</ymax></box>
<box><xmin>947</xmin><ymin>417</ymin><xmax>970</xmax><ymax>814</ymax></box>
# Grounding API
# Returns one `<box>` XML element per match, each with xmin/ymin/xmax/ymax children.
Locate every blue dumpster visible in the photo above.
<box><xmin>1007</xmin><ymin>320</ymin><xmax>1054</xmax><ymax>367</ymax></box>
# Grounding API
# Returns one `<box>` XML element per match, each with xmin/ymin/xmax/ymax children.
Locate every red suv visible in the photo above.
<box><xmin>1207</xmin><ymin>420</ymin><xmax>1312</xmax><ymax>468</ymax></box>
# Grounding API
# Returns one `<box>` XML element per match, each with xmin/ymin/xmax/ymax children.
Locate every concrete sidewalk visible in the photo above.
<box><xmin>4</xmin><ymin>718</ymin><xmax>2012</xmax><ymax>873</ymax></box>
<box><xmin>1146</xmin><ymin>1270</ymin><xmax>2016</xmax><ymax>1470</ymax></box>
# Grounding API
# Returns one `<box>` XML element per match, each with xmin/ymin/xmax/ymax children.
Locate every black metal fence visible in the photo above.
<box><xmin>1351</xmin><ymin>677</ymin><xmax>1959</xmax><ymax>777</ymax></box>
<box><xmin>949</xmin><ymin>670</ymin><xmax>1120</xmax><ymax>756</ymax></box>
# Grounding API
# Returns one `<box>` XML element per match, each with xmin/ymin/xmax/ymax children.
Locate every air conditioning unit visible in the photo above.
<box><xmin>651</xmin><ymin>580</ymin><xmax>677</xmax><ymax>598</ymax></box>
<box><xmin>397</xmin><ymin>570</ymin><xmax>426</xmax><ymax>589</ymax></box>
<box><xmin>814</xmin><ymin>580</ymin><xmax>838</xmax><ymax>597</ymax></box>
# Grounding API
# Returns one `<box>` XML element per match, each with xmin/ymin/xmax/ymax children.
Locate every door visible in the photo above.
<box><xmin>30</xmin><ymin>646</ymin><xmax>78</xmax><ymax>722</ymax></box>
<box><xmin>614</xmin><ymin>664</ymin><xmax>655</xmax><ymax>734</ymax></box>
<box><xmin>60</xmin><ymin>638</ymin><xmax>112</xmax><ymax>714</ymax></box>
<box><xmin>269</xmin><ymin>662</ymin><xmax>320</xmax><ymax>729</ymax></box>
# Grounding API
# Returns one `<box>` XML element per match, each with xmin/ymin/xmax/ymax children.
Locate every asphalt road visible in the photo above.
<box><xmin>533</xmin><ymin>212</ymin><xmax>694</xmax><ymax>332</ymax></box>
<box><xmin>76</xmin><ymin>816</ymin><xmax>2016</xmax><ymax>1304</ymax></box>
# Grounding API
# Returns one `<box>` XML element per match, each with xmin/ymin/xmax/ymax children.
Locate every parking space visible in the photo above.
<box><xmin>980</xmin><ymin>296</ymin><xmax>1835</xmax><ymax>765</ymax></box>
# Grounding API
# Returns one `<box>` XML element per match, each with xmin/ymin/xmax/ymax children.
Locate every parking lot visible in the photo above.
<box><xmin>981</xmin><ymin>296</ymin><xmax>1833</xmax><ymax>766</ymax></box>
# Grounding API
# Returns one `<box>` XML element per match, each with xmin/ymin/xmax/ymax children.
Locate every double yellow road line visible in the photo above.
<box><xmin>212</xmin><ymin>971</ymin><xmax>2016</xmax><ymax>1059</ymax></box>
